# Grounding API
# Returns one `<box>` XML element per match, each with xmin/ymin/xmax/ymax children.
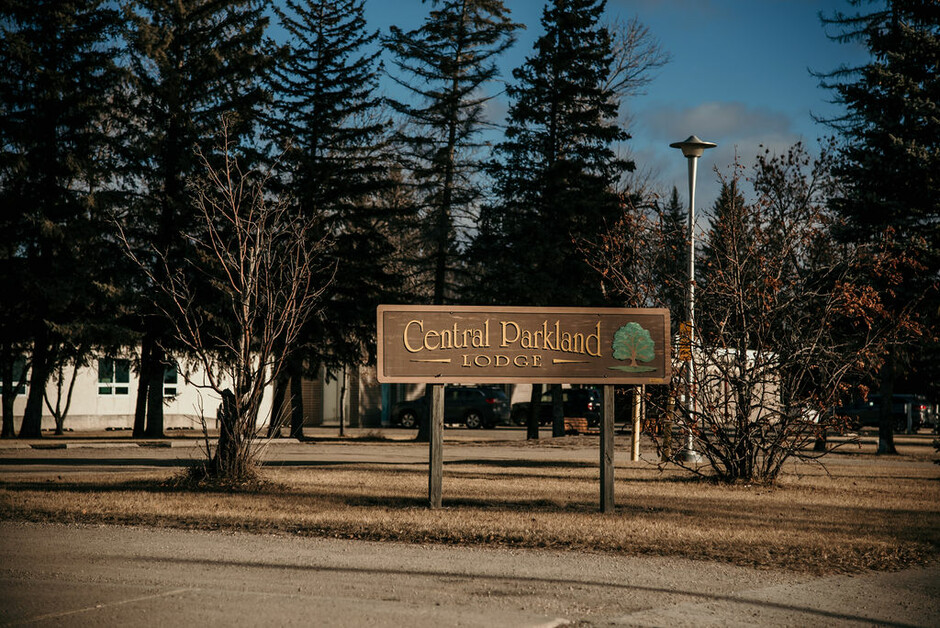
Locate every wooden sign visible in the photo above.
<box><xmin>376</xmin><ymin>305</ymin><xmax>670</xmax><ymax>384</ymax></box>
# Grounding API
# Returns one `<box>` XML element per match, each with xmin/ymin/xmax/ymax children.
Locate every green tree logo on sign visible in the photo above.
<box><xmin>609</xmin><ymin>323</ymin><xmax>656</xmax><ymax>372</ymax></box>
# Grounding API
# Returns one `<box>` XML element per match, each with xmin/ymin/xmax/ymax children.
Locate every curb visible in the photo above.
<box><xmin>0</xmin><ymin>437</ymin><xmax>321</xmax><ymax>451</ymax></box>
<box><xmin>0</xmin><ymin>440</ymin><xmax>200</xmax><ymax>450</ymax></box>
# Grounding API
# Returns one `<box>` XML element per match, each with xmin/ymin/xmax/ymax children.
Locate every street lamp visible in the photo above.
<box><xmin>669</xmin><ymin>135</ymin><xmax>716</xmax><ymax>463</ymax></box>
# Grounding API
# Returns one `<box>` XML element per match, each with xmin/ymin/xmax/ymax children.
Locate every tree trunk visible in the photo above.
<box><xmin>661</xmin><ymin>392</ymin><xmax>674</xmax><ymax>461</ymax></box>
<box><xmin>133</xmin><ymin>335</ymin><xmax>153</xmax><ymax>438</ymax></box>
<box><xmin>877</xmin><ymin>347</ymin><xmax>897</xmax><ymax>455</ymax></box>
<box><xmin>1</xmin><ymin>342</ymin><xmax>20</xmax><ymax>438</ymax></box>
<box><xmin>144</xmin><ymin>343</ymin><xmax>165</xmax><ymax>438</ymax></box>
<box><xmin>289</xmin><ymin>366</ymin><xmax>304</xmax><ymax>440</ymax></box>
<box><xmin>527</xmin><ymin>383</ymin><xmax>541</xmax><ymax>440</ymax></box>
<box><xmin>19</xmin><ymin>335</ymin><xmax>51</xmax><ymax>438</ymax></box>
<box><xmin>338</xmin><ymin>367</ymin><xmax>346</xmax><ymax>438</ymax></box>
<box><xmin>213</xmin><ymin>389</ymin><xmax>238</xmax><ymax>477</ymax></box>
<box><xmin>551</xmin><ymin>384</ymin><xmax>564</xmax><ymax>437</ymax></box>
<box><xmin>268</xmin><ymin>370</ymin><xmax>288</xmax><ymax>438</ymax></box>
<box><xmin>0</xmin><ymin>387</ymin><xmax>14</xmax><ymax>438</ymax></box>
<box><xmin>813</xmin><ymin>429</ymin><xmax>828</xmax><ymax>452</ymax></box>
<box><xmin>45</xmin><ymin>361</ymin><xmax>79</xmax><ymax>436</ymax></box>
<box><xmin>48</xmin><ymin>364</ymin><xmax>66</xmax><ymax>435</ymax></box>
<box><xmin>432</xmin><ymin>37</ymin><xmax>464</xmax><ymax>307</ymax></box>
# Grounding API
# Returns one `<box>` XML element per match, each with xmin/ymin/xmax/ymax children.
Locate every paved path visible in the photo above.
<box><xmin>2</xmin><ymin>521</ymin><xmax>938</xmax><ymax>627</ymax></box>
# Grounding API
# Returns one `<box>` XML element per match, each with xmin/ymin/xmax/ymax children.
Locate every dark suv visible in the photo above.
<box><xmin>837</xmin><ymin>394</ymin><xmax>928</xmax><ymax>433</ymax></box>
<box><xmin>511</xmin><ymin>388</ymin><xmax>602</xmax><ymax>426</ymax></box>
<box><xmin>391</xmin><ymin>386</ymin><xmax>510</xmax><ymax>429</ymax></box>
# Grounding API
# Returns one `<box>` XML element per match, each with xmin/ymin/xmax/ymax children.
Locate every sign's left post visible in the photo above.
<box><xmin>429</xmin><ymin>384</ymin><xmax>444</xmax><ymax>509</ymax></box>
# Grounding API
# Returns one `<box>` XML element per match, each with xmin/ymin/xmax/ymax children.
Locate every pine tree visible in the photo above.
<box><xmin>471</xmin><ymin>0</ymin><xmax>632</xmax><ymax>440</ymax></box>
<box><xmin>123</xmin><ymin>0</ymin><xmax>270</xmax><ymax>437</ymax></box>
<box><xmin>818</xmin><ymin>0</ymin><xmax>940</xmax><ymax>453</ymax></box>
<box><xmin>264</xmin><ymin>0</ymin><xmax>402</xmax><ymax>436</ymax></box>
<box><xmin>386</xmin><ymin>0</ymin><xmax>520</xmax><ymax>305</ymax></box>
<box><xmin>700</xmin><ymin>180</ymin><xmax>751</xmax><ymax>274</ymax></box>
<box><xmin>473</xmin><ymin>0</ymin><xmax>632</xmax><ymax>309</ymax></box>
<box><xmin>653</xmin><ymin>186</ymin><xmax>688</xmax><ymax>331</ymax></box>
<box><xmin>0</xmin><ymin>0</ymin><xmax>127</xmax><ymax>437</ymax></box>
<box><xmin>698</xmin><ymin>179</ymin><xmax>754</xmax><ymax>345</ymax></box>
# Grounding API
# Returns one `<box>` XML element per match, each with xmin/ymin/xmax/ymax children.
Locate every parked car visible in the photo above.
<box><xmin>391</xmin><ymin>386</ymin><xmax>510</xmax><ymax>429</ymax></box>
<box><xmin>837</xmin><ymin>394</ymin><xmax>928</xmax><ymax>432</ymax></box>
<box><xmin>510</xmin><ymin>387</ymin><xmax>602</xmax><ymax>427</ymax></box>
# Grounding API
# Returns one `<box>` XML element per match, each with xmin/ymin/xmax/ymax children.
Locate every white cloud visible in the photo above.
<box><xmin>644</xmin><ymin>101</ymin><xmax>794</xmax><ymax>140</ymax></box>
<box><xmin>631</xmin><ymin>101</ymin><xmax>808</xmax><ymax>205</ymax></box>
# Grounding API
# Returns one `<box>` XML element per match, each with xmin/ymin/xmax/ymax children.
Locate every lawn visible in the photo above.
<box><xmin>1</xmin><ymin>435</ymin><xmax>937</xmax><ymax>575</ymax></box>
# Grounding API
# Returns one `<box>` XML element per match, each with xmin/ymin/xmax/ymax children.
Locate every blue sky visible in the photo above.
<box><xmin>363</xmin><ymin>0</ymin><xmax>871</xmax><ymax>205</ymax></box>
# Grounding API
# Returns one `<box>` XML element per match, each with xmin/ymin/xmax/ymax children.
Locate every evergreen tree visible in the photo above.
<box><xmin>264</xmin><ymin>0</ymin><xmax>401</xmax><ymax>436</ymax></box>
<box><xmin>653</xmin><ymin>186</ymin><xmax>687</xmax><ymax>331</ymax></box>
<box><xmin>473</xmin><ymin>0</ymin><xmax>632</xmax><ymax>309</ymax></box>
<box><xmin>471</xmin><ymin>0</ymin><xmax>632</xmax><ymax>440</ymax></box>
<box><xmin>818</xmin><ymin>0</ymin><xmax>940</xmax><ymax>453</ymax></box>
<box><xmin>698</xmin><ymin>179</ymin><xmax>754</xmax><ymax>345</ymax></box>
<box><xmin>123</xmin><ymin>0</ymin><xmax>270</xmax><ymax>437</ymax></box>
<box><xmin>0</xmin><ymin>0</ymin><xmax>126</xmax><ymax>437</ymax></box>
<box><xmin>386</xmin><ymin>0</ymin><xmax>520</xmax><ymax>305</ymax></box>
<box><xmin>700</xmin><ymin>180</ymin><xmax>751</xmax><ymax>276</ymax></box>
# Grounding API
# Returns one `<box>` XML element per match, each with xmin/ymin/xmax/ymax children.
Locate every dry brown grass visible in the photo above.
<box><xmin>1</xmin><ymin>451</ymin><xmax>937</xmax><ymax>575</ymax></box>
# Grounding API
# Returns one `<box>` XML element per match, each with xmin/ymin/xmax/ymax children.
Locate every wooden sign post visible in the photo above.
<box><xmin>429</xmin><ymin>384</ymin><xmax>443</xmax><ymax>509</ymax></box>
<box><xmin>377</xmin><ymin>305</ymin><xmax>671</xmax><ymax>512</ymax></box>
<box><xmin>601</xmin><ymin>384</ymin><xmax>615</xmax><ymax>512</ymax></box>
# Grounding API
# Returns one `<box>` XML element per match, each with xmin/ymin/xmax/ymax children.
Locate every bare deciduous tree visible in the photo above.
<box><xmin>605</xmin><ymin>15</ymin><xmax>671</xmax><ymax>101</ymax></box>
<box><xmin>121</xmin><ymin>121</ymin><xmax>333</xmax><ymax>482</ymax></box>
<box><xmin>584</xmin><ymin>144</ymin><xmax>907</xmax><ymax>483</ymax></box>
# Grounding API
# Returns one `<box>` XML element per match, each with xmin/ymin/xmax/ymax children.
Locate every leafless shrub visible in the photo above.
<box><xmin>585</xmin><ymin>144</ymin><xmax>904</xmax><ymax>483</ymax></box>
<box><xmin>120</xmin><ymin>118</ymin><xmax>333</xmax><ymax>482</ymax></box>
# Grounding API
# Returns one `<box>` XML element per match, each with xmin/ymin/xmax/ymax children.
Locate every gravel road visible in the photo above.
<box><xmin>1</xmin><ymin>520</ymin><xmax>937</xmax><ymax>627</ymax></box>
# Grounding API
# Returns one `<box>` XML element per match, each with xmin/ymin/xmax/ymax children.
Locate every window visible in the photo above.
<box><xmin>98</xmin><ymin>358</ymin><xmax>130</xmax><ymax>395</ymax></box>
<box><xmin>164</xmin><ymin>361</ymin><xmax>178</xmax><ymax>397</ymax></box>
<box><xmin>0</xmin><ymin>356</ymin><xmax>28</xmax><ymax>396</ymax></box>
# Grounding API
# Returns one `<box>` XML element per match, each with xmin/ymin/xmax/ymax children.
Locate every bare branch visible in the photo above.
<box><xmin>605</xmin><ymin>16</ymin><xmax>671</xmax><ymax>99</ymax></box>
<box><xmin>118</xmin><ymin>116</ymin><xmax>333</xmax><ymax>481</ymax></box>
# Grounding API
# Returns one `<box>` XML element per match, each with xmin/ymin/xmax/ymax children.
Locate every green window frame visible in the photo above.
<box><xmin>164</xmin><ymin>362</ymin><xmax>178</xmax><ymax>397</ymax></box>
<box><xmin>98</xmin><ymin>358</ymin><xmax>130</xmax><ymax>395</ymax></box>
<box><xmin>0</xmin><ymin>356</ymin><xmax>28</xmax><ymax>396</ymax></box>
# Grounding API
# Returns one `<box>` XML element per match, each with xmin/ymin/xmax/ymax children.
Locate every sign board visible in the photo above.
<box><xmin>678</xmin><ymin>321</ymin><xmax>692</xmax><ymax>361</ymax></box>
<box><xmin>376</xmin><ymin>305</ymin><xmax>670</xmax><ymax>384</ymax></box>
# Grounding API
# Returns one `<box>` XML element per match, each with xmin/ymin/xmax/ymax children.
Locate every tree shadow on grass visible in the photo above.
<box><xmin>3</xmin><ymin>469</ymin><xmax>937</xmax><ymax>548</ymax></box>
<box><xmin>340</xmin><ymin>493</ymin><xmax>600</xmax><ymax>513</ymax></box>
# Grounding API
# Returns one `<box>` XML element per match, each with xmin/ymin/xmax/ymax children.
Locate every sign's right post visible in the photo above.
<box><xmin>631</xmin><ymin>386</ymin><xmax>642</xmax><ymax>462</ymax></box>
<box><xmin>600</xmin><ymin>384</ymin><xmax>615</xmax><ymax>512</ymax></box>
<box><xmin>429</xmin><ymin>384</ymin><xmax>444</xmax><ymax>509</ymax></box>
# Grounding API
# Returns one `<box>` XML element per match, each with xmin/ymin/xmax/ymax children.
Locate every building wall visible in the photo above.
<box><xmin>11</xmin><ymin>359</ymin><xmax>711</xmax><ymax>432</ymax></box>
<box><xmin>6</xmin><ymin>354</ymin><xmax>273</xmax><ymax>432</ymax></box>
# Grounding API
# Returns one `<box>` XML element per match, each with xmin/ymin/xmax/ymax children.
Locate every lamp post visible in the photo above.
<box><xmin>669</xmin><ymin>135</ymin><xmax>716</xmax><ymax>463</ymax></box>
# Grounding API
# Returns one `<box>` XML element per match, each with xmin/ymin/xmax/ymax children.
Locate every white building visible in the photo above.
<box><xmin>3</xmin><ymin>353</ymin><xmax>379</xmax><ymax>432</ymax></box>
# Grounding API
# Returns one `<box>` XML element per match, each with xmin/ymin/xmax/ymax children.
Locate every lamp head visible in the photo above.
<box><xmin>669</xmin><ymin>135</ymin><xmax>717</xmax><ymax>158</ymax></box>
